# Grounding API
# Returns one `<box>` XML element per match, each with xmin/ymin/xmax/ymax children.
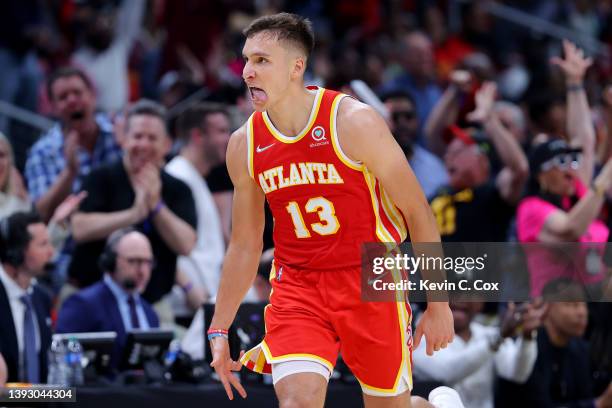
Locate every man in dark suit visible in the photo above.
<box><xmin>0</xmin><ymin>211</ymin><xmax>54</xmax><ymax>383</ymax></box>
<box><xmin>56</xmin><ymin>228</ymin><xmax>159</xmax><ymax>370</ymax></box>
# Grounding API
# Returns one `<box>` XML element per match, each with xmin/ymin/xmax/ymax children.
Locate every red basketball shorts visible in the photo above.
<box><xmin>241</xmin><ymin>261</ymin><xmax>413</xmax><ymax>397</ymax></box>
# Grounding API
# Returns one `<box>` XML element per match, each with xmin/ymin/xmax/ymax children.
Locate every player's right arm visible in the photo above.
<box><xmin>209</xmin><ymin>124</ymin><xmax>266</xmax><ymax>400</ymax></box>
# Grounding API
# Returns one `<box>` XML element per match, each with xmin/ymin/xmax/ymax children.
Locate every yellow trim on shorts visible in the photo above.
<box><xmin>260</xmin><ymin>340</ymin><xmax>335</xmax><ymax>374</ymax></box>
<box><xmin>355</xmin><ymin>297</ymin><xmax>412</xmax><ymax>395</ymax></box>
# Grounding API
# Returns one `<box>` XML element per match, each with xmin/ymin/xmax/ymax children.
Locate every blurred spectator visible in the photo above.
<box><xmin>166</xmin><ymin>104</ymin><xmax>228</xmax><ymax>305</ymax></box>
<box><xmin>517</xmin><ymin>41</ymin><xmax>610</xmax><ymax>296</ymax></box>
<box><xmin>428</xmin><ymin>82</ymin><xmax>529</xmax><ymax>241</ymax></box>
<box><xmin>68</xmin><ymin>99</ymin><xmax>196</xmax><ymax>306</ymax></box>
<box><xmin>0</xmin><ymin>353</ymin><xmax>6</xmax><ymax>386</ymax></box>
<box><xmin>25</xmin><ymin>67</ymin><xmax>122</xmax><ymax>222</ymax></box>
<box><xmin>0</xmin><ymin>1</ymin><xmax>48</xmax><ymax>134</ymax></box>
<box><xmin>497</xmin><ymin>279</ymin><xmax>612</xmax><ymax>408</ymax></box>
<box><xmin>206</xmin><ymin>163</ymin><xmax>234</xmax><ymax>244</ymax></box>
<box><xmin>0</xmin><ymin>211</ymin><xmax>54</xmax><ymax>383</ymax></box>
<box><xmin>56</xmin><ymin>228</ymin><xmax>159</xmax><ymax>371</ymax></box>
<box><xmin>382</xmin><ymin>90</ymin><xmax>448</xmax><ymax>199</ymax></box>
<box><xmin>518</xmin><ymin>139</ymin><xmax>612</xmax><ymax>296</ymax></box>
<box><xmin>424</xmin><ymin>5</ymin><xmax>475</xmax><ymax>82</ymax></box>
<box><xmin>378</xmin><ymin>31</ymin><xmax>442</xmax><ymax>140</ymax></box>
<box><xmin>24</xmin><ymin>66</ymin><xmax>122</xmax><ymax>292</ymax></box>
<box><xmin>0</xmin><ymin>132</ymin><xmax>31</xmax><ymax>218</ymax></box>
<box><xmin>527</xmin><ymin>93</ymin><xmax>567</xmax><ymax>138</ymax></box>
<box><xmin>587</xmin><ymin>302</ymin><xmax>612</xmax><ymax>397</ymax></box>
<box><xmin>492</xmin><ymin>101</ymin><xmax>528</xmax><ymax>147</ymax></box>
<box><xmin>174</xmin><ymin>267</ymin><xmax>206</xmax><ymax>313</ymax></box>
<box><xmin>413</xmin><ymin>300</ymin><xmax>542</xmax><ymax>408</ymax></box>
<box><xmin>72</xmin><ymin>0</ymin><xmax>146</xmax><ymax>114</ymax></box>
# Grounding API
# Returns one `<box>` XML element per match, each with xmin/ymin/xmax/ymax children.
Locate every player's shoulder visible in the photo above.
<box><xmin>226</xmin><ymin>120</ymin><xmax>251</xmax><ymax>179</ymax></box>
<box><xmin>337</xmin><ymin>95</ymin><xmax>386</xmax><ymax>133</ymax></box>
<box><xmin>228</xmin><ymin>121</ymin><xmax>249</xmax><ymax>153</ymax></box>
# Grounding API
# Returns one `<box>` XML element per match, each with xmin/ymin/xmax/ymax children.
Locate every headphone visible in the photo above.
<box><xmin>98</xmin><ymin>227</ymin><xmax>137</xmax><ymax>274</ymax></box>
<box><xmin>0</xmin><ymin>217</ymin><xmax>26</xmax><ymax>267</ymax></box>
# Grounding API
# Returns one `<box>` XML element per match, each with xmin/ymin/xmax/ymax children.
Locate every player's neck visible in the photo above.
<box><xmin>266</xmin><ymin>85</ymin><xmax>315</xmax><ymax>137</ymax></box>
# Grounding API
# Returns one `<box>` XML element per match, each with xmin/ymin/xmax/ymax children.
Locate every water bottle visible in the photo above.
<box><xmin>164</xmin><ymin>339</ymin><xmax>181</xmax><ymax>368</ymax></box>
<box><xmin>47</xmin><ymin>338</ymin><xmax>68</xmax><ymax>385</ymax></box>
<box><xmin>163</xmin><ymin>339</ymin><xmax>181</xmax><ymax>381</ymax></box>
<box><xmin>66</xmin><ymin>337</ymin><xmax>84</xmax><ymax>386</ymax></box>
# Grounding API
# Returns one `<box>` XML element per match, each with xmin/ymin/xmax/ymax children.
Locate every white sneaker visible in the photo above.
<box><xmin>428</xmin><ymin>386</ymin><xmax>466</xmax><ymax>408</ymax></box>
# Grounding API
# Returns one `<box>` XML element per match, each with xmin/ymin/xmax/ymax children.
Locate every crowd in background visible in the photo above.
<box><xmin>0</xmin><ymin>0</ymin><xmax>612</xmax><ymax>407</ymax></box>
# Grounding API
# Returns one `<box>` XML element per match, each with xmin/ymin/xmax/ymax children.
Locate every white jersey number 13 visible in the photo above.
<box><xmin>286</xmin><ymin>197</ymin><xmax>340</xmax><ymax>238</ymax></box>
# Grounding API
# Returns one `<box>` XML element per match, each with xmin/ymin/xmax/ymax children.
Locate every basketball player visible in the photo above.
<box><xmin>210</xmin><ymin>13</ymin><xmax>458</xmax><ymax>408</ymax></box>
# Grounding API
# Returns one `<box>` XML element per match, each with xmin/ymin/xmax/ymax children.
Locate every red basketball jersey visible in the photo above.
<box><xmin>248</xmin><ymin>86</ymin><xmax>407</xmax><ymax>270</ymax></box>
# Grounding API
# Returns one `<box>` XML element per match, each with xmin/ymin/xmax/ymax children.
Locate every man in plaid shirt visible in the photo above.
<box><xmin>25</xmin><ymin>67</ymin><xmax>123</xmax><ymax>219</ymax></box>
<box><xmin>24</xmin><ymin>67</ymin><xmax>122</xmax><ymax>290</ymax></box>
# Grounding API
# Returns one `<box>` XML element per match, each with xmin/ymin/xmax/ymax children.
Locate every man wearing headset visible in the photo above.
<box><xmin>56</xmin><ymin>228</ymin><xmax>159</xmax><ymax>370</ymax></box>
<box><xmin>0</xmin><ymin>211</ymin><xmax>55</xmax><ymax>383</ymax></box>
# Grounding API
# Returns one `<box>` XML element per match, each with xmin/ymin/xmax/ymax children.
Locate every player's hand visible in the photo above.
<box><xmin>550</xmin><ymin>39</ymin><xmax>592</xmax><ymax>85</ymax></box>
<box><xmin>414</xmin><ymin>302</ymin><xmax>454</xmax><ymax>356</ymax></box>
<box><xmin>209</xmin><ymin>337</ymin><xmax>247</xmax><ymax>400</ymax></box>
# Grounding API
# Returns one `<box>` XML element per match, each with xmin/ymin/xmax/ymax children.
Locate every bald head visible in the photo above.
<box><xmin>112</xmin><ymin>231</ymin><xmax>154</xmax><ymax>294</ymax></box>
<box><xmin>402</xmin><ymin>31</ymin><xmax>434</xmax><ymax>81</ymax></box>
<box><xmin>115</xmin><ymin>231</ymin><xmax>152</xmax><ymax>257</ymax></box>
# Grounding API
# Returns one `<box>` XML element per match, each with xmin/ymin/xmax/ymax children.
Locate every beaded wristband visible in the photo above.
<box><xmin>208</xmin><ymin>332</ymin><xmax>229</xmax><ymax>341</ymax></box>
<box><xmin>207</xmin><ymin>328</ymin><xmax>229</xmax><ymax>335</ymax></box>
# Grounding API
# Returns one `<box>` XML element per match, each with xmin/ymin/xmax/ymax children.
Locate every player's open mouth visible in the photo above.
<box><xmin>249</xmin><ymin>87</ymin><xmax>268</xmax><ymax>104</ymax></box>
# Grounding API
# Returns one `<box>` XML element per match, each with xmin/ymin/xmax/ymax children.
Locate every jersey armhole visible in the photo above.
<box><xmin>330</xmin><ymin>94</ymin><xmax>364</xmax><ymax>171</ymax></box>
<box><xmin>246</xmin><ymin>114</ymin><xmax>255</xmax><ymax>179</ymax></box>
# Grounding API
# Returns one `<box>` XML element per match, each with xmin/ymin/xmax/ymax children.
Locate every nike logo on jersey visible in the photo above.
<box><xmin>256</xmin><ymin>143</ymin><xmax>276</xmax><ymax>153</ymax></box>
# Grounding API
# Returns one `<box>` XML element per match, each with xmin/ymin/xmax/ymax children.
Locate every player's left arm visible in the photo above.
<box><xmin>338</xmin><ymin>97</ymin><xmax>454</xmax><ymax>355</ymax></box>
<box><xmin>338</xmin><ymin>97</ymin><xmax>439</xmax><ymax>243</ymax></box>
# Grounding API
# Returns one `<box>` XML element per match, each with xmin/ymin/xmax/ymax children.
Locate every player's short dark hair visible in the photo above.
<box><xmin>47</xmin><ymin>66</ymin><xmax>93</xmax><ymax>101</ymax></box>
<box><xmin>243</xmin><ymin>12</ymin><xmax>314</xmax><ymax>58</ymax></box>
<box><xmin>175</xmin><ymin>103</ymin><xmax>228</xmax><ymax>143</ymax></box>
<box><xmin>125</xmin><ymin>99</ymin><xmax>168</xmax><ymax>134</ymax></box>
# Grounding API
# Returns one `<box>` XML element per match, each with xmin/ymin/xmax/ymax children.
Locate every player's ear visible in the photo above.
<box><xmin>291</xmin><ymin>56</ymin><xmax>306</xmax><ymax>79</ymax></box>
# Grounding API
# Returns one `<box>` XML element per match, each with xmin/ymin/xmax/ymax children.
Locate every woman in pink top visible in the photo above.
<box><xmin>517</xmin><ymin>138</ymin><xmax>612</xmax><ymax>296</ymax></box>
<box><xmin>517</xmin><ymin>40</ymin><xmax>612</xmax><ymax>298</ymax></box>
